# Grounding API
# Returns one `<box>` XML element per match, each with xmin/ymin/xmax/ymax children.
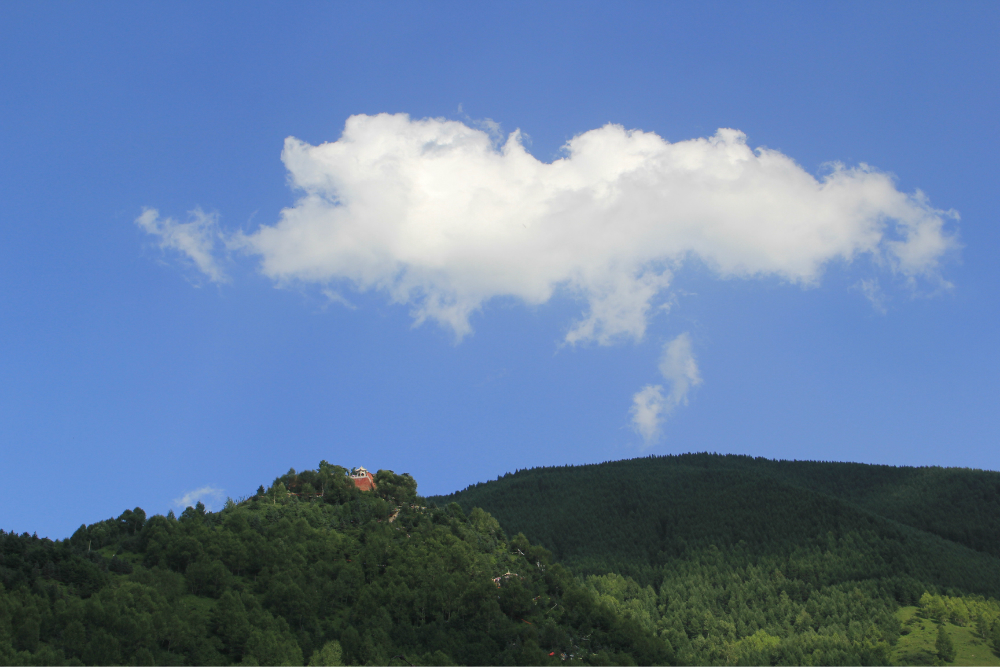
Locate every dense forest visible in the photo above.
<box><xmin>0</xmin><ymin>463</ymin><xmax>668</xmax><ymax>666</ymax></box>
<box><xmin>435</xmin><ymin>453</ymin><xmax>1000</xmax><ymax>665</ymax></box>
<box><xmin>3</xmin><ymin>454</ymin><xmax>1000</xmax><ymax>665</ymax></box>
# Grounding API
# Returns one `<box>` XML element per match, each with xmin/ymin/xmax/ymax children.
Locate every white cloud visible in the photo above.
<box><xmin>321</xmin><ymin>288</ymin><xmax>357</xmax><ymax>310</ymax></box>
<box><xmin>136</xmin><ymin>207</ymin><xmax>227</xmax><ymax>283</ymax></box>
<box><xmin>630</xmin><ymin>384</ymin><xmax>666</xmax><ymax>444</ymax></box>
<box><xmin>233</xmin><ymin>113</ymin><xmax>957</xmax><ymax>343</ymax></box>
<box><xmin>659</xmin><ymin>332</ymin><xmax>702</xmax><ymax>409</ymax></box>
<box><xmin>173</xmin><ymin>485</ymin><xmax>225</xmax><ymax>511</ymax></box>
<box><xmin>631</xmin><ymin>333</ymin><xmax>703</xmax><ymax>446</ymax></box>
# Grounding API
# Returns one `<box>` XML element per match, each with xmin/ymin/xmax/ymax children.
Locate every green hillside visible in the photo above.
<box><xmin>435</xmin><ymin>454</ymin><xmax>1000</xmax><ymax>592</ymax></box>
<box><xmin>4</xmin><ymin>454</ymin><xmax>1000</xmax><ymax>665</ymax></box>
<box><xmin>434</xmin><ymin>453</ymin><xmax>1000</xmax><ymax>664</ymax></box>
<box><xmin>0</xmin><ymin>463</ymin><xmax>668</xmax><ymax>666</ymax></box>
<box><xmin>701</xmin><ymin>457</ymin><xmax>1000</xmax><ymax>559</ymax></box>
<box><xmin>893</xmin><ymin>606</ymin><xmax>1000</xmax><ymax>666</ymax></box>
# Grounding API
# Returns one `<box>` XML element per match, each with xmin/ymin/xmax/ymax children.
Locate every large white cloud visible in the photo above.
<box><xmin>236</xmin><ymin>113</ymin><xmax>957</xmax><ymax>343</ymax></box>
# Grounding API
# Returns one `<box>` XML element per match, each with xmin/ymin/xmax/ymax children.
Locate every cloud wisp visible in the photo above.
<box><xmin>173</xmin><ymin>485</ymin><xmax>225</xmax><ymax>511</ymax></box>
<box><xmin>631</xmin><ymin>333</ymin><xmax>702</xmax><ymax>446</ymax></box>
<box><xmin>226</xmin><ymin>113</ymin><xmax>956</xmax><ymax>344</ymax></box>
<box><xmin>630</xmin><ymin>384</ymin><xmax>667</xmax><ymax>444</ymax></box>
<box><xmin>136</xmin><ymin>207</ymin><xmax>228</xmax><ymax>284</ymax></box>
<box><xmin>855</xmin><ymin>278</ymin><xmax>888</xmax><ymax>314</ymax></box>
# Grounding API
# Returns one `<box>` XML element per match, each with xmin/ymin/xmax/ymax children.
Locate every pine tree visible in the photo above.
<box><xmin>936</xmin><ymin>624</ymin><xmax>956</xmax><ymax>662</ymax></box>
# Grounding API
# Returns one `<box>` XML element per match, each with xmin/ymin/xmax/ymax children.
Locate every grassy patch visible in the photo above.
<box><xmin>892</xmin><ymin>606</ymin><xmax>1000</xmax><ymax>666</ymax></box>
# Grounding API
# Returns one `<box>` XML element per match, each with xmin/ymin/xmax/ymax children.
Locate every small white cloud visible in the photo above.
<box><xmin>630</xmin><ymin>332</ymin><xmax>702</xmax><ymax>446</ymax></box>
<box><xmin>173</xmin><ymin>485</ymin><xmax>225</xmax><ymax>511</ymax></box>
<box><xmin>136</xmin><ymin>207</ymin><xmax>227</xmax><ymax>283</ymax></box>
<box><xmin>630</xmin><ymin>384</ymin><xmax>666</xmax><ymax>444</ymax></box>
<box><xmin>659</xmin><ymin>332</ymin><xmax>702</xmax><ymax>409</ymax></box>
<box><xmin>321</xmin><ymin>288</ymin><xmax>357</xmax><ymax>310</ymax></box>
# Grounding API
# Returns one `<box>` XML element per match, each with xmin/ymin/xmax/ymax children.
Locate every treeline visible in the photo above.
<box><xmin>0</xmin><ymin>463</ymin><xmax>669</xmax><ymax>666</ymax></box>
<box><xmin>914</xmin><ymin>592</ymin><xmax>1000</xmax><ymax>644</ymax></box>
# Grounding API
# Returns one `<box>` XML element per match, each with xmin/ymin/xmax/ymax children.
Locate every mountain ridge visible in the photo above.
<box><xmin>433</xmin><ymin>453</ymin><xmax>1000</xmax><ymax>593</ymax></box>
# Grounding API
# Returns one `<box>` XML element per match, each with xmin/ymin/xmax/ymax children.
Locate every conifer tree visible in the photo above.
<box><xmin>936</xmin><ymin>624</ymin><xmax>956</xmax><ymax>662</ymax></box>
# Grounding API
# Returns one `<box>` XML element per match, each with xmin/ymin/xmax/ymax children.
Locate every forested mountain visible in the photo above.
<box><xmin>435</xmin><ymin>454</ymin><xmax>1000</xmax><ymax>586</ymax></box>
<box><xmin>435</xmin><ymin>453</ymin><xmax>1000</xmax><ymax>664</ymax></box>
<box><xmin>0</xmin><ymin>464</ymin><xmax>668</xmax><ymax>666</ymax></box>
<box><xmin>4</xmin><ymin>454</ymin><xmax>1000</xmax><ymax>666</ymax></box>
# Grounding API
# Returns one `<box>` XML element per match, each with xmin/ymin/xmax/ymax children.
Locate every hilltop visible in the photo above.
<box><xmin>0</xmin><ymin>463</ymin><xmax>667</xmax><ymax>666</ymax></box>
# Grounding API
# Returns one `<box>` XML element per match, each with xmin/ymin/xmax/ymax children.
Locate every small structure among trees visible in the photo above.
<box><xmin>350</xmin><ymin>466</ymin><xmax>377</xmax><ymax>492</ymax></box>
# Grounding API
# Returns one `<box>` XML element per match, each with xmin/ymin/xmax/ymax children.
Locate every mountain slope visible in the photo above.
<box><xmin>434</xmin><ymin>454</ymin><xmax>1000</xmax><ymax>664</ymax></box>
<box><xmin>704</xmin><ymin>456</ymin><xmax>1000</xmax><ymax>559</ymax></box>
<box><xmin>434</xmin><ymin>454</ymin><xmax>1000</xmax><ymax>596</ymax></box>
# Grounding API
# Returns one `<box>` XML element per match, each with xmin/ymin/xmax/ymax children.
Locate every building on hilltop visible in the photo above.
<box><xmin>350</xmin><ymin>466</ymin><xmax>377</xmax><ymax>492</ymax></box>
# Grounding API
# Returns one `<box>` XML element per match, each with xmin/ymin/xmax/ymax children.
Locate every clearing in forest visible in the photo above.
<box><xmin>892</xmin><ymin>606</ymin><xmax>1000</xmax><ymax>666</ymax></box>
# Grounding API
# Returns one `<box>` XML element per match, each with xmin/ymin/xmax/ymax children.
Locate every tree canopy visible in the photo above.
<box><xmin>0</xmin><ymin>463</ymin><xmax>669</xmax><ymax>666</ymax></box>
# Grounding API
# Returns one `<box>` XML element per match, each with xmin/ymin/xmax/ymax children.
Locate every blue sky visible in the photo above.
<box><xmin>3</xmin><ymin>2</ymin><xmax>998</xmax><ymax>539</ymax></box>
